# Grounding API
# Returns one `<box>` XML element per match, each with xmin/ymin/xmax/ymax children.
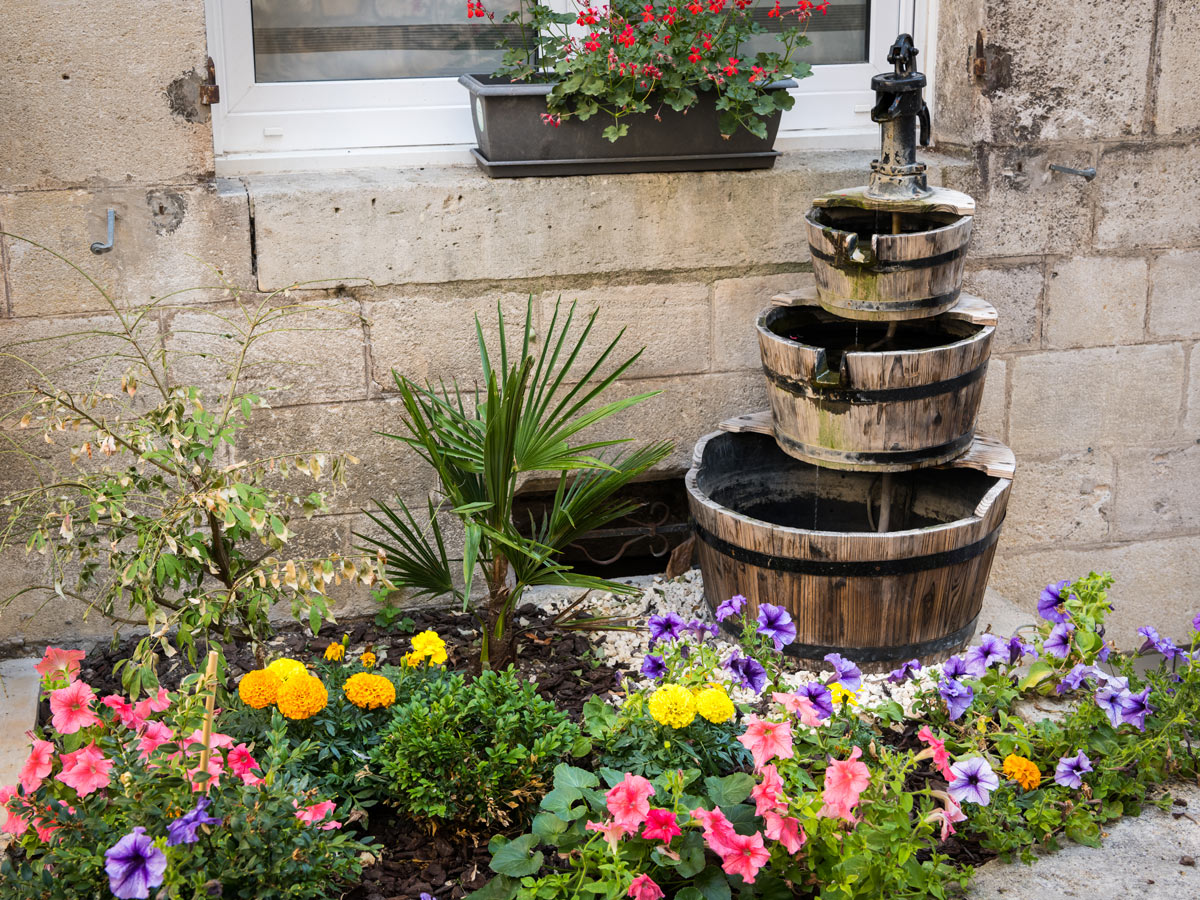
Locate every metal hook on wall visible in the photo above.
<box><xmin>90</xmin><ymin>209</ymin><xmax>115</xmax><ymax>254</ymax></box>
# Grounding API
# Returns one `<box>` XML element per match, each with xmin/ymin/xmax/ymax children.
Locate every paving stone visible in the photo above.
<box><xmin>0</xmin><ymin>658</ymin><xmax>39</xmax><ymax>787</ymax></box>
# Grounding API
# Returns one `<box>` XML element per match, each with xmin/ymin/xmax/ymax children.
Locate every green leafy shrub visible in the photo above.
<box><xmin>374</xmin><ymin>667</ymin><xmax>583</xmax><ymax>828</ymax></box>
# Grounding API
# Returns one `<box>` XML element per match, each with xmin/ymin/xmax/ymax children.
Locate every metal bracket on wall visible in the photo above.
<box><xmin>199</xmin><ymin>57</ymin><xmax>220</xmax><ymax>105</ymax></box>
<box><xmin>1048</xmin><ymin>163</ymin><xmax>1097</xmax><ymax>181</ymax></box>
<box><xmin>90</xmin><ymin>209</ymin><xmax>115</xmax><ymax>254</ymax></box>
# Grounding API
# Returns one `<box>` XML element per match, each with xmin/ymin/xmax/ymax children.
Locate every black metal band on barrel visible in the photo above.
<box><xmin>715</xmin><ymin>613</ymin><xmax>980</xmax><ymax>663</ymax></box>
<box><xmin>771</xmin><ymin>431</ymin><xmax>975</xmax><ymax>467</ymax></box>
<box><xmin>809</xmin><ymin>243</ymin><xmax>969</xmax><ymax>273</ymax></box>
<box><xmin>822</xmin><ymin>290</ymin><xmax>960</xmax><ymax>313</ymax></box>
<box><xmin>692</xmin><ymin>520</ymin><xmax>1000</xmax><ymax>577</ymax></box>
<box><xmin>763</xmin><ymin>359</ymin><xmax>987</xmax><ymax>403</ymax></box>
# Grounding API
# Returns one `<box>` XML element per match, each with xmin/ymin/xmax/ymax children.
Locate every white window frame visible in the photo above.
<box><xmin>207</xmin><ymin>0</ymin><xmax>936</xmax><ymax>174</ymax></box>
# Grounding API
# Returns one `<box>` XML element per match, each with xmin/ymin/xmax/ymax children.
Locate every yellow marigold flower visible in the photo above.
<box><xmin>266</xmin><ymin>658</ymin><xmax>307</xmax><ymax>683</ymax></box>
<box><xmin>1003</xmin><ymin>754</ymin><xmax>1042</xmax><ymax>791</ymax></box>
<box><xmin>360</xmin><ymin>651</ymin><xmax>377</xmax><ymax>668</ymax></box>
<box><xmin>647</xmin><ymin>683</ymin><xmax>697</xmax><ymax>729</ymax></box>
<box><xmin>695</xmin><ymin>685</ymin><xmax>735</xmax><ymax>724</ymax></box>
<box><xmin>323</xmin><ymin>642</ymin><xmax>346</xmax><ymax>662</ymax></box>
<box><xmin>343</xmin><ymin>672</ymin><xmax>397</xmax><ymax>710</ymax></box>
<box><xmin>829</xmin><ymin>683</ymin><xmax>859</xmax><ymax>707</ymax></box>
<box><xmin>410</xmin><ymin>630</ymin><xmax>448</xmax><ymax>665</ymax></box>
<box><xmin>276</xmin><ymin>673</ymin><xmax>328</xmax><ymax>720</ymax></box>
<box><xmin>237</xmin><ymin>669</ymin><xmax>280</xmax><ymax>709</ymax></box>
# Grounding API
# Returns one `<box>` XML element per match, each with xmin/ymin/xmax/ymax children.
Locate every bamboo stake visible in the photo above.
<box><xmin>197</xmin><ymin>650</ymin><xmax>220</xmax><ymax>781</ymax></box>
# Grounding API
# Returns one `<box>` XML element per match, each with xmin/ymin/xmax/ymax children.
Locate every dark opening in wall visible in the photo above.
<box><xmin>512</xmin><ymin>476</ymin><xmax>692</xmax><ymax>579</ymax></box>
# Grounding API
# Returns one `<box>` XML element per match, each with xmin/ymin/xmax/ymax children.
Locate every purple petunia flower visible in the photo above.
<box><xmin>683</xmin><ymin>619</ymin><xmax>720</xmax><ymax>641</ymax></box>
<box><xmin>1038</xmin><ymin>580</ymin><xmax>1071</xmax><ymax>624</ymax></box>
<box><xmin>823</xmin><ymin>653</ymin><xmax>862</xmax><ymax>691</ymax></box>
<box><xmin>1044</xmin><ymin>622</ymin><xmax>1075</xmax><ymax>659</ymax></box>
<box><xmin>964</xmin><ymin>633</ymin><xmax>1008</xmax><ymax>676</ymax></box>
<box><xmin>105</xmin><ymin>827</ymin><xmax>167</xmax><ymax>900</ymax></box>
<box><xmin>1056</xmin><ymin>663</ymin><xmax>1102</xmax><ymax>695</ymax></box>
<box><xmin>1054</xmin><ymin>751</ymin><xmax>1093</xmax><ymax>789</ymax></box>
<box><xmin>648</xmin><ymin>612</ymin><xmax>685</xmax><ymax>645</ymax></box>
<box><xmin>886</xmin><ymin>659</ymin><xmax>922</xmax><ymax>684</ymax></box>
<box><xmin>725</xmin><ymin>652</ymin><xmax>768</xmax><ymax>694</ymax></box>
<box><xmin>948</xmin><ymin>757</ymin><xmax>999</xmax><ymax>806</ymax></box>
<box><xmin>1097</xmin><ymin>641</ymin><xmax>1112</xmax><ymax>662</ymax></box>
<box><xmin>1094</xmin><ymin>684</ymin><xmax>1131</xmax><ymax>727</ymax></box>
<box><xmin>942</xmin><ymin>655</ymin><xmax>970</xmax><ymax>680</ymax></box>
<box><xmin>1138</xmin><ymin>626</ymin><xmax>1184</xmax><ymax>662</ymax></box>
<box><xmin>939</xmin><ymin>677</ymin><xmax>975</xmax><ymax>721</ymax></box>
<box><xmin>1120</xmin><ymin>686</ymin><xmax>1153</xmax><ymax>730</ymax></box>
<box><xmin>1007</xmin><ymin>633</ymin><xmax>1038</xmax><ymax>665</ymax></box>
<box><xmin>756</xmin><ymin>603</ymin><xmax>797</xmax><ymax>651</ymax></box>
<box><xmin>1193</xmin><ymin>611</ymin><xmax>1200</xmax><ymax>632</ymax></box>
<box><xmin>166</xmin><ymin>796</ymin><xmax>222</xmax><ymax>847</ymax></box>
<box><xmin>640</xmin><ymin>654</ymin><xmax>667</xmax><ymax>681</ymax></box>
<box><xmin>800</xmin><ymin>681</ymin><xmax>834</xmax><ymax>720</ymax></box>
<box><xmin>715</xmin><ymin>594</ymin><xmax>747</xmax><ymax>623</ymax></box>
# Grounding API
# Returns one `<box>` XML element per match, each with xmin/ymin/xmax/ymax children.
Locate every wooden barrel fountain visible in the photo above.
<box><xmin>685</xmin><ymin>429</ymin><xmax>1013</xmax><ymax>667</ymax></box>
<box><xmin>756</xmin><ymin>291</ymin><xmax>996</xmax><ymax>471</ymax></box>
<box><xmin>804</xmin><ymin>187</ymin><xmax>975</xmax><ymax>321</ymax></box>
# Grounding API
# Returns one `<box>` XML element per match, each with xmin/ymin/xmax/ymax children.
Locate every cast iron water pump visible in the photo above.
<box><xmin>868</xmin><ymin>34</ymin><xmax>932</xmax><ymax>202</ymax></box>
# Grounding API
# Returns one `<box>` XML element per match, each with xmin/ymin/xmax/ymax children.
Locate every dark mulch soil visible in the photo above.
<box><xmin>71</xmin><ymin>604</ymin><xmax>624</xmax><ymax>900</ymax></box>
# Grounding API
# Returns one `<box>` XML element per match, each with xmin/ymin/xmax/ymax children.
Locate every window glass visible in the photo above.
<box><xmin>251</xmin><ymin>0</ymin><xmax>525</xmax><ymax>82</ymax></box>
<box><xmin>746</xmin><ymin>0</ymin><xmax>870</xmax><ymax>66</ymax></box>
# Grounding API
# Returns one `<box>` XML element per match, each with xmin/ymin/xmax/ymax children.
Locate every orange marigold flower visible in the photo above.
<box><xmin>343</xmin><ymin>673</ymin><xmax>397</xmax><ymax>710</ymax></box>
<box><xmin>323</xmin><ymin>642</ymin><xmax>346</xmax><ymax>662</ymax></box>
<box><xmin>238</xmin><ymin>669</ymin><xmax>281</xmax><ymax>709</ymax></box>
<box><xmin>1002</xmin><ymin>753</ymin><xmax>1042</xmax><ymax>791</ymax></box>
<box><xmin>360</xmin><ymin>651</ymin><xmax>377</xmax><ymax>668</ymax></box>
<box><xmin>276</xmin><ymin>674</ymin><xmax>328</xmax><ymax>720</ymax></box>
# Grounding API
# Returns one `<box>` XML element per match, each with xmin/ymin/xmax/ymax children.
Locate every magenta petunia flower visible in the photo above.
<box><xmin>640</xmin><ymin>654</ymin><xmax>667</xmax><ymax>680</ymax></box>
<box><xmin>800</xmin><ymin>681</ymin><xmax>834</xmax><ymax>719</ymax></box>
<box><xmin>726</xmin><ymin>653</ymin><xmax>767</xmax><ymax>694</ymax></box>
<box><xmin>756</xmin><ymin>604</ymin><xmax>796</xmax><ymax>651</ymax></box>
<box><xmin>947</xmin><ymin>757</ymin><xmax>999</xmax><ymax>806</ymax></box>
<box><xmin>1054</xmin><ymin>751</ymin><xmax>1092</xmax><ymax>789</ymax></box>
<box><xmin>1038</xmin><ymin>580</ymin><xmax>1071</xmax><ymax>624</ymax></box>
<box><xmin>105</xmin><ymin>827</ymin><xmax>167</xmax><ymax>899</ymax></box>
<box><xmin>647</xmin><ymin>613</ymin><xmax>684</xmax><ymax>645</ymax></box>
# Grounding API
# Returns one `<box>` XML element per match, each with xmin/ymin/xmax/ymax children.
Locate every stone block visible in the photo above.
<box><xmin>1008</xmin><ymin>344</ymin><xmax>1184</xmax><ymax>454</ymax></box>
<box><xmin>1096</xmin><ymin>143</ymin><xmax>1200</xmax><ymax>250</ymax></box>
<box><xmin>0</xmin><ymin>545</ymin><xmax>117</xmax><ymax>643</ymax></box>
<box><xmin>1004</xmin><ymin>449</ymin><xmax>1113</xmax><ymax>548</ymax></box>
<box><xmin>1148</xmin><ymin>250</ymin><xmax>1200</xmax><ymax>338</ymax></box>
<box><xmin>1156</xmin><ymin>0</ymin><xmax>1200</xmax><ymax>134</ymax></box>
<box><xmin>237</xmin><ymin>399</ymin><xmax>438</xmax><ymax>516</ymax></box>
<box><xmin>989</xmin><ymin>535</ymin><xmax>1200</xmax><ymax>645</ymax></box>
<box><xmin>712</xmin><ymin>273</ymin><xmax>812</xmax><ymax>371</ymax></box>
<box><xmin>931</xmin><ymin>0</ymin><xmax>987</xmax><ymax>145</ymax></box>
<box><xmin>0</xmin><ymin>0</ymin><xmax>212</xmax><ymax>190</ymax></box>
<box><xmin>976</xmin><ymin>0</ymin><xmax>1154</xmax><ymax>141</ymax></box>
<box><xmin>248</xmin><ymin>154</ymin><xmax>981</xmax><ymax>290</ymax></box>
<box><xmin>165</xmin><ymin>299</ymin><xmax>368</xmax><ymax>407</ymax></box>
<box><xmin>1189</xmin><ymin>344</ymin><xmax>1200</xmax><ymax>433</ymax></box>
<box><xmin>0</xmin><ymin>311</ymin><xmax>162</xmax><ymax>412</ymax></box>
<box><xmin>1</xmin><ymin>182</ymin><xmax>252</xmax><ymax>316</ymax></box>
<box><xmin>1044</xmin><ymin>256</ymin><xmax>1148</xmax><ymax>349</ymax></box>
<box><xmin>962</xmin><ymin>263</ymin><xmax>1042</xmax><ymax>352</ymax></box>
<box><xmin>262</xmin><ymin>513</ymin><xmax>380</xmax><ymax>624</ymax></box>
<box><xmin>945</xmin><ymin>149</ymin><xmax>1093</xmax><ymax>258</ymax></box>
<box><xmin>976</xmin><ymin>357</ymin><xmax>1008</xmax><ymax>441</ymax></box>
<box><xmin>363</xmin><ymin>291</ymin><xmax>529</xmax><ymax>392</ymax></box>
<box><xmin>1112</xmin><ymin>443</ymin><xmax>1200</xmax><ymax>539</ymax></box>
<box><xmin>537</xmin><ymin>282</ymin><xmax>712</xmax><ymax>380</ymax></box>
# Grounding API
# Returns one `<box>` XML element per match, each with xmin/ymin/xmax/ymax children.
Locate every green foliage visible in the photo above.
<box><xmin>487</xmin><ymin>2</ymin><xmax>814</xmax><ymax>140</ymax></box>
<box><xmin>360</xmin><ymin>297</ymin><xmax>671</xmax><ymax>667</ymax></box>
<box><xmin>373</xmin><ymin>667</ymin><xmax>582</xmax><ymax>829</ymax></box>
<box><xmin>0</xmin><ymin>238</ymin><xmax>387</xmax><ymax>694</ymax></box>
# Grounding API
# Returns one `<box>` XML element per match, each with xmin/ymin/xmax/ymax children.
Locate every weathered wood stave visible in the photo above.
<box><xmin>756</xmin><ymin>297</ymin><xmax>995</xmax><ymax>472</ymax></box>
<box><xmin>685</xmin><ymin>430</ymin><xmax>1012</xmax><ymax>669</ymax></box>
<box><xmin>804</xmin><ymin>204</ymin><xmax>974</xmax><ymax>322</ymax></box>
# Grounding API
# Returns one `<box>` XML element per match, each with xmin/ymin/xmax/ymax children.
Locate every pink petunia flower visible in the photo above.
<box><xmin>737</xmin><ymin>716</ymin><xmax>794</xmax><ymax>769</ymax></box>
<box><xmin>294</xmin><ymin>800</ymin><xmax>342</xmax><ymax>830</ymax></box>
<box><xmin>35</xmin><ymin>647</ymin><xmax>85</xmax><ymax>684</ymax></box>
<box><xmin>763</xmin><ymin>810</ymin><xmax>806</xmax><ymax>855</ymax></box>
<box><xmin>19</xmin><ymin>737</ymin><xmax>55</xmax><ymax>794</ymax></box>
<box><xmin>819</xmin><ymin>746</ymin><xmax>870</xmax><ymax>822</ymax></box>
<box><xmin>750</xmin><ymin>764</ymin><xmax>788</xmax><ymax>817</ymax></box>
<box><xmin>916</xmin><ymin>727</ymin><xmax>955</xmax><ymax>781</ymax></box>
<box><xmin>49</xmin><ymin>680</ymin><xmax>100</xmax><ymax>735</ymax></box>
<box><xmin>925</xmin><ymin>790</ymin><xmax>968</xmax><ymax>841</ymax></box>
<box><xmin>720</xmin><ymin>831</ymin><xmax>770</xmax><ymax>883</ymax></box>
<box><xmin>605</xmin><ymin>773</ymin><xmax>655</xmax><ymax>830</ymax></box>
<box><xmin>771</xmin><ymin>691</ymin><xmax>824</xmax><ymax>728</ymax></box>
<box><xmin>0</xmin><ymin>784</ymin><xmax>30</xmax><ymax>836</ymax></box>
<box><xmin>132</xmin><ymin>687</ymin><xmax>171</xmax><ymax>721</ymax></box>
<box><xmin>101</xmin><ymin>695</ymin><xmax>146</xmax><ymax>731</ymax></box>
<box><xmin>227</xmin><ymin>744</ymin><xmax>260</xmax><ymax>779</ymax></box>
<box><xmin>32</xmin><ymin>803</ymin><xmax>73</xmax><ymax>844</ymax></box>
<box><xmin>640</xmin><ymin>808</ymin><xmax>681</xmax><ymax>844</ymax></box>
<box><xmin>690</xmin><ymin>806</ymin><xmax>740</xmax><ymax>856</ymax></box>
<box><xmin>184</xmin><ymin>729</ymin><xmax>235</xmax><ymax>752</ymax></box>
<box><xmin>137</xmin><ymin>721</ymin><xmax>174</xmax><ymax>760</ymax></box>
<box><xmin>187</xmin><ymin>754</ymin><xmax>224</xmax><ymax>794</ymax></box>
<box><xmin>55</xmin><ymin>743</ymin><xmax>113</xmax><ymax>798</ymax></box>
<box><xmin>586</xmin><ymin>818</ymin><xmax>635</xmax><ymax>852</ymax></box>
<box><xmin>627</xmin><ymin>873</ymin><xmax>665</xmax><ymax>900</ymax></box>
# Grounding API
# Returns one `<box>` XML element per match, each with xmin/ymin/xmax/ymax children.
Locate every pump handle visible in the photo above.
<box><xmin>918</xmin><ymin>102</ymin><xmax>931</xmax><ymax>146</ymax></box>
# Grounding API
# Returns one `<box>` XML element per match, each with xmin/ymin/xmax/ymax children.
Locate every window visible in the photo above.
<box><xmin>206</xmin><ymin>1</ymin><xmax>937</xmax><ymax>173</ymax></box>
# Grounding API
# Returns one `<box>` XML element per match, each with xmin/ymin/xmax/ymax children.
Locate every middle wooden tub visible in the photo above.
<box><xmin>757</xmin><ymin>292</ymin><xmax>996</xmax><ymax>472</ymax></box>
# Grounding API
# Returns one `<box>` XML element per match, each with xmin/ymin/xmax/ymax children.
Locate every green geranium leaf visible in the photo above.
<box><xmin>488</xmin><ymin>834</ymin><xmax>543</xmax><ymax>878</ymax></box>
<box><xmin>704</xmin><ymin>772</ymin><xmax>756</xmax><ymax>807</ymax></box>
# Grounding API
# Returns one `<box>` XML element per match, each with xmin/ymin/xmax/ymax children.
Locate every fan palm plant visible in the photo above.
<box><xmin>358</xmin><ymin>298</ymin><xmax>673</xmax><ymax>669</ymax></box>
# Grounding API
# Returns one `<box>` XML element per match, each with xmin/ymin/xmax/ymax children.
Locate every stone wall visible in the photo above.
<box><xmin>1</xmin><ymin>0</ymin><xmax>1197</xmax><ymax>647</ymax></box>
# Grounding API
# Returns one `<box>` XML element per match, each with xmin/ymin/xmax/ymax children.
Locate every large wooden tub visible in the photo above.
<box><xmin>685</xmin><ymin>430</ymin><xmax>1012</xmax><ymax>667</ymax></box>
<box><xmin>757</xmin><ymin>293</ymin><xmax>996</xmax><ymax>472</ymax></box>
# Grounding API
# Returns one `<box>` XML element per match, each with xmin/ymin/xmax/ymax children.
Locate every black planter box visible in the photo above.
<box><xmin>459</xmin><ymin>74</ymin><xmax>795</xmax><ymax>178</ymax></box>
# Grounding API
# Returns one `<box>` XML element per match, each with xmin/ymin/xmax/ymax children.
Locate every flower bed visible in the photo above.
<box><xmin>4</xmin><ymin>573</ymin><xmax>1199</xmax><ymax>900</ymax></box>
